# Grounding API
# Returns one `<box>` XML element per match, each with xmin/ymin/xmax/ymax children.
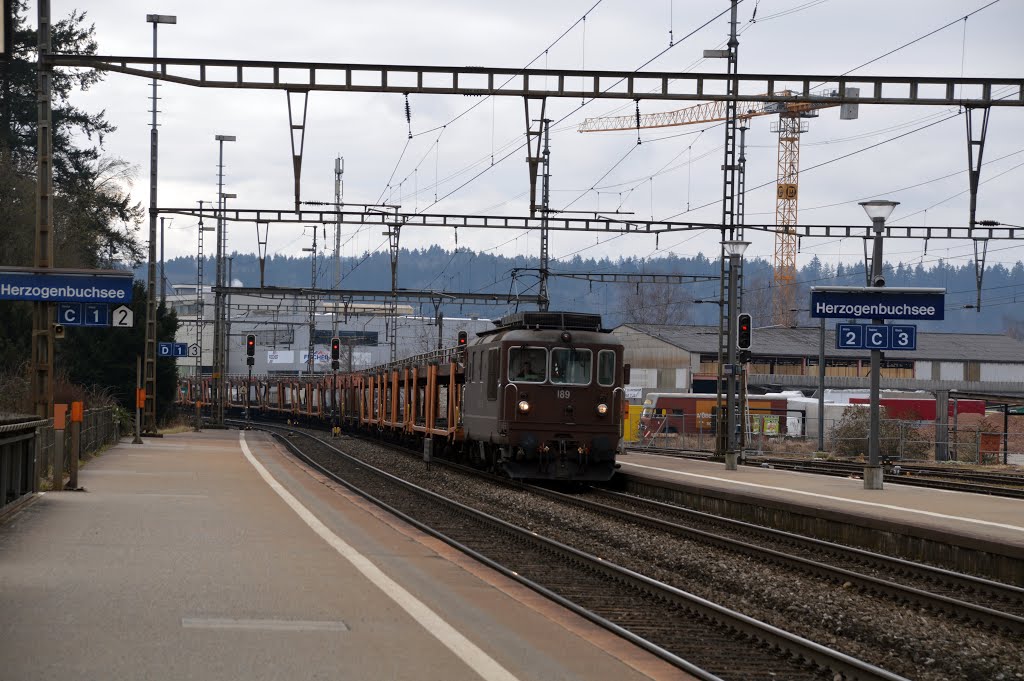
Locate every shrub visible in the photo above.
<box><xmin>828</xmin><ymin>405</ymin><xmax>929</xmax><ymax>459</ymax></box>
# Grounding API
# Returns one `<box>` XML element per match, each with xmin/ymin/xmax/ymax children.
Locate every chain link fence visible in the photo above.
<box><xmin>632</xmin><ymin>409</ymin><xmax>1023</xmax><ymax>465</ymax></box>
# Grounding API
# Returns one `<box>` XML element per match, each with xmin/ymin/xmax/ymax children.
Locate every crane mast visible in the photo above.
<box><xmin>579</xmin><ymin>91</ymin><xmax>843</xmax><ymax>327</ymax></box>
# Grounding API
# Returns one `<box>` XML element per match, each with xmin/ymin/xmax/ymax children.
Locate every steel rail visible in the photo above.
<box><xmin>240</xmin><ymin>420</ymin><xmax>907</xmax><ymax>680</ymax></box>
<box><xmin>550</xmin><ymin>487</ymin><xmax>1024</xmax><ymax>632</ymax></box>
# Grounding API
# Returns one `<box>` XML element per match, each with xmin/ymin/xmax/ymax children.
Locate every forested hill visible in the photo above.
<box><xmin>154</xmin><ymin>247</ymin><xmax>1024</xmax><ymax>336</ymax></box>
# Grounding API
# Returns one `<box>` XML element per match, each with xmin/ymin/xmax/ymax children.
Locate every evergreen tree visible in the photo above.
<box><xmin>59</xmin><ymin>283</ymin><xmax>179</xmax><ymax>422</ymax></box>
<box><xmin>0</xmin><ymin>3</ymin><xmax>161</xmax><ymax>414</ymax></box>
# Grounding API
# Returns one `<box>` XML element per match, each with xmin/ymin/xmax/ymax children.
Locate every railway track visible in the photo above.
<box><xmin>752</xmin><ymin>458</ymin><xmax>1024</xmax><ymax>498</ymax></box>
<box><xmin>240</xmin><ymin>421</ymin><xmax>910</xmax><ymax>681</ymax></box>
<box><xmin>626</xmin><ymin>447</ymin><xmax>1024</xmax><ymax>498</ymax></box>
<box><xmin>573</xmin><ymin>488</ymin><xmax>1024</xmax><ymax>625</ymax></box>
<box><xmin>239</xmin><ymin>420</ymin><xmax>1024</xmax><ymax>679</ymax></box>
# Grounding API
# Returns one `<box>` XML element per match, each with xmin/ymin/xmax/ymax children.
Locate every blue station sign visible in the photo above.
<box><xmin>810</xmin><ymin>286</ymin><xmax>945</xmax><ymax>321</ymax></box>
<box><xmin>0</xmin><ymin>269</ymin><xmax>134</xmax><ymax>304</ymax></box>
<box><xmin>836</xmin><ymin>323</ymin><xmax>917</xmax><ymax>351</ymax></box>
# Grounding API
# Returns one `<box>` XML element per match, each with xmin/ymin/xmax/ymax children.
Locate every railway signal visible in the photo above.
<box><xmin>457</xmin><ymin>331</ymin><xmax>468</xmax><ymax>347</ymax></box>
<box><xmin>246</xmin><ymin>334</ymin><xmax>255</xmax><ymax>366</ymax></box>
<box><xmin>331</xmin><ymin>336</ymin><xmax>341</xmax><ymax>371</ymax></box>
<box><xmin>737</xmin><ymin>313</ymin><xmax>752</xmax><ymax>351</ymax></box>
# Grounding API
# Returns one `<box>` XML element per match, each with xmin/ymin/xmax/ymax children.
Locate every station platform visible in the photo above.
<box><xmin>617</xmin><ymin>451</ymin><xmax>1024</xmax><ymax>585</ymax></box>
<box><xmin>0</xmin><ymin>430</ymin><xmax>691</xmax><ymax>681</ymax></box>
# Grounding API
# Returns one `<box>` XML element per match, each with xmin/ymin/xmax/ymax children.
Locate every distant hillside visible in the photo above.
<box><xmin>147</xmin><ymin>248</ymin><xmax>1024</xmax><ymax>336</ymax></box>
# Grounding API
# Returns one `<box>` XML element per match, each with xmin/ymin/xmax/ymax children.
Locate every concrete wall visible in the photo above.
<box><xmin>939</xmin><ymin>362</ymin><xmax>962</xmax><ymax>381</ymax></box>
<box><xmin>981</xmin><ymin>363</ymin><xmax>1024</xmax><ymax>382</ymax></box>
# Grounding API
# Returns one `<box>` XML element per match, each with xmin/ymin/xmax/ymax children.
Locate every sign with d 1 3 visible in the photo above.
<box><xmin>158</xmin><ymin>342</ymin><xmax>189</xmax><ymax>357</ymax></box>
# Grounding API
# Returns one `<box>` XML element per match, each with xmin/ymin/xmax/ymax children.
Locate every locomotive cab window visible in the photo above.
<box><xmin>486</xmin><ymin>349</ymin><xmax>498</xmax><ymax>400</ymax></box>
<box><xmin>509</xmin><ymin>347</ymin><xmax>547</xmax><ymax>383</ymax></box>
<box><xmin>550</xmin><ymin>348</ymin><xmax>592</xmax><ymax>385</ymax></box>
<box><xmin>597</xmin><ymin>350</ymin><xmax>616</xmax><ymax>386</ymax></box>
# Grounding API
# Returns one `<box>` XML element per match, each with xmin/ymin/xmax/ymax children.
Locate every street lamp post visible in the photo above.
<box><xmin>860</xmin><ymin>200</ymin><xmax>899</xmax><ymax>490</ymax></box>
<box><xmin>818</xmin><ymin>315</ymin><xmax>826</xmax><ymax>452</ymax></box>
<box><xmin>302</xmin><ymin>227</ymin><xmax>318</xmax><ymax>375</ymax></box>
<box><xmin>212</xmin><ymin>135</ymin><xmax>235</xmax><ymax>427</ymax></box>
<box><xmin>195</xmin><ymin>218</ymin><xmax>215</xmax><ymax>432</ymax></box>
<box><xmin>225</xmin><ymin>254</ymin><xmax>234</xmax><ymax>380</ymax></box>
<box><xmin>723</xmin><ymin>240</ymin><xmax>749</xmax><ymax>470</ymax></box>
<box><xmin>142</xmin><ymin>13</ymin><xmax>176</xmax><ymax>435</ymax></box>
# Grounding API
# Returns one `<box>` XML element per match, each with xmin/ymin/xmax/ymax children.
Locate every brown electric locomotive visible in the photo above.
<box><xmin>461</xmin><ymin>311</ymin><xmax>627</xmax><ymax>481</ymax></box>
<box><xmin>177</xmin><ymin>311</ymin><xmax>627</xmax><ymax>483</ymax></box>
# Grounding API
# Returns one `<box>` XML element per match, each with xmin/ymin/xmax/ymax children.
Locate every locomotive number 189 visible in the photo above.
<box><xmin>556</xmin><ymin>389</ymin><xmax>571</xmax><ymax>399</ymax></box>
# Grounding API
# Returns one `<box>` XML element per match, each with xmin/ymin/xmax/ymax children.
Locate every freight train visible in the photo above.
<box><xmin>178</xmin><ymin>311</ymin><xmax>628</xmax><ymax>482</ymax></box>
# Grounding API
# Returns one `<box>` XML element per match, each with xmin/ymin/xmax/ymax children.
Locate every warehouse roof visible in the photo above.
<box><xmin>615</xmin><ymin>324</ymin><xmax>1024</xmax><ymax>363</ymax></box>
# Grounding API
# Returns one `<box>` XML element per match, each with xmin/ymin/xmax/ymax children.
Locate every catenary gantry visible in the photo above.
<box><xmin>43</xmin><ymin>55</ymin><xmax>1024</xmax><ymax>107</ymax></box>
<box><xmin>159</xmin><ymin>207</ymin><xmax>1022</xmax><ymax>241</ymax></box>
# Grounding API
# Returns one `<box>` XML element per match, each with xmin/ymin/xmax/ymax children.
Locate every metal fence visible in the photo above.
<box><xmin>0</xmin><ymin>408</ymin><xmax>122</xmax><ymax>513</ymax></box>
<box><xmin>631</xmin><ymin>411</ymin><xmax>1024</xmax><ymax>464</ymax></box>
<box><xmin>0</xmin><ymin>418</ymin><xmax>47</xmax><ymax>511</ymax></box>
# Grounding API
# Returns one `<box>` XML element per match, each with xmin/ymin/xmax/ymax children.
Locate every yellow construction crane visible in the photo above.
<box><xmin>579</xmin><ymin>91</ymin><xmax>852</xmax><ymax>327</ymax></box>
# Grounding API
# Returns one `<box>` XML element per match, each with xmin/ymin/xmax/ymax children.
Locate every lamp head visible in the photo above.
<box><xmin>722</xmin><ymin>240</ymin><xmax>751</xmax><ymax>257</ymax></box>
<box><xmin>859</xmin><ymin>200</ymin><xmax>899</xmax><ymax>222</ymax></box>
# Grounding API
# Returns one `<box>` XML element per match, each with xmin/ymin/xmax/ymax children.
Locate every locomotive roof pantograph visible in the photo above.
<box><xmin>493</xmin><ymin>311</ymin><xmax>604</xmax><ymax>333</ymax></box>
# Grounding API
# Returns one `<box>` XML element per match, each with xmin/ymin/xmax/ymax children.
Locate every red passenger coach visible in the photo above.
<box><xmin>848</xmin><ymin>397</ymin><xmax>986</xmax><ymax>421</ymax></box>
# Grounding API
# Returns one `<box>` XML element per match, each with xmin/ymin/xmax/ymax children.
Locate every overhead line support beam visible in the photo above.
<box><xmin>46</xmin><ymin>54</ymin><xmax>1024</xmax><ymax>107</ymax></box>
<box><xmin>155</xmin><ymin>208</ymin><xmax>1020</xmax><ymax>239</ymax></box>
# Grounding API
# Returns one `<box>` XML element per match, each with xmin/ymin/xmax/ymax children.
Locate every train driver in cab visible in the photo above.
<box><xmin>516</xmin><ymin>360</ymin><xmax>542</xmax><ymax>382</ymax></box>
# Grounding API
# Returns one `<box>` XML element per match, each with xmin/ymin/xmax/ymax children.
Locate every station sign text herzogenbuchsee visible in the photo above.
<box><xmin>0</xmin><ymin>270</ymin><xmax>134</xmax><ymax>303</ymax></box>
<box><xmin>810</xmin><ymin>287</ymin><xmax>944</xmax><ymax>321</ymax></box>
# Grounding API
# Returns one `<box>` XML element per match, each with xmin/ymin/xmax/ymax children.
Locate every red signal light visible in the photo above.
<box><xmin>737</xmin><ymin>314</ymin><xmax>752</xmax><ymax>350</ymax></box>
<box><xmin>246</xmin><ymin>334</ymin><xmax>256</xmax><ymax>357</ymax></box>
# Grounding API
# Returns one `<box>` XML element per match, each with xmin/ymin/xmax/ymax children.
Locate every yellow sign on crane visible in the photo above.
<box><xmin>777</xmin><ymin>184</ymin><xmax>798</xmax><ymax>200</ymax></box>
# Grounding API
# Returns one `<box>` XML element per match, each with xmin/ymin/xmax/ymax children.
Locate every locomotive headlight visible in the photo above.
<box><xmin>518</xmin><ymin>400</ymin><xmax>531</xmax><ymax>413</ymax></box>
<box><xmin>596</xmin><ymin>403</ymin><xmax>609</xmax><ymax>415</ymax></box>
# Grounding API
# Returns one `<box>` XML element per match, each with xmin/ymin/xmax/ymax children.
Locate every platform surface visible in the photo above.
<box><xmin>619</xmin><ymin>451</ymin><xmax>1024</xmax><ymax>551</ymax></box>
<box><xmin>0</xmin><ymin>430</ymin><xmax>691</xmax><ymax>681</ymax></box>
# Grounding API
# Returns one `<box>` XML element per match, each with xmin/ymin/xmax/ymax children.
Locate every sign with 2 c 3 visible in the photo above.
<box><xmin>836</xmin><ymin>323</ymin><xmax>916</xmax><ymax>351</ymax></box>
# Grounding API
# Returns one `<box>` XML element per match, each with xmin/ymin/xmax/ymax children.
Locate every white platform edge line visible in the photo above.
<box><xmin>182</xmin><ymin>617</ymin><xmax>349</xmax><ymax>631</ymax></box>
<box><xmin>238</xmin><ymin>432</ymin><xmax>521</xmax><ymax>681</ymax></box>
<box><xmin>621</xmin><ymin>461</ymin><xmax>1024</xmax><ymax>533</ymax></box>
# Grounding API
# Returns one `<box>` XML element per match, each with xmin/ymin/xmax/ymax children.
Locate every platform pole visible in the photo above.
<box><xmin>133</xmin><ymin>356</ymin><xmax>144</xmax><ymax>444</ymax></box>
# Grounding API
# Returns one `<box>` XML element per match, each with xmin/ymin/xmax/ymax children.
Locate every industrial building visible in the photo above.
<box><xmin>614</xmin><ymin>324</ymin><xmax>1024</xmax><ymax>399</ymax></box>
<box><xmin>166</xmin><ymin>284</ymin><xmax>493</xmax><ymax>376</ymax></box>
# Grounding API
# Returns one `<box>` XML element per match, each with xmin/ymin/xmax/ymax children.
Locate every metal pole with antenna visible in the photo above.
<box><xmin>142</xmin><ymin>13</ymin><xmax>176</xmax><ymax>434</ymax></box>
<box><xmin>212</xmin><ymin>135</ymin><xmax>235</xmax><ymax>427</ymax></box>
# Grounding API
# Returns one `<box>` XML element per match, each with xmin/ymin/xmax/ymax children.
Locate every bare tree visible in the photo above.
<box><xmin>1004</xmin><ymin>316</ymin><xmax>1024</xmax><ymax>341</ymax></box>
<box><xmin>615</xmin><ymin>281</ymin><xmax>694</xmax><ymax>325</ymax></box>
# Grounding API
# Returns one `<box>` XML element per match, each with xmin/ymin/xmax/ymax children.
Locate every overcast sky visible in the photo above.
<box><xmin>57</xmin><ymin>0</ymin><xmax>1024</xmax><ymax>279</ymax></box>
